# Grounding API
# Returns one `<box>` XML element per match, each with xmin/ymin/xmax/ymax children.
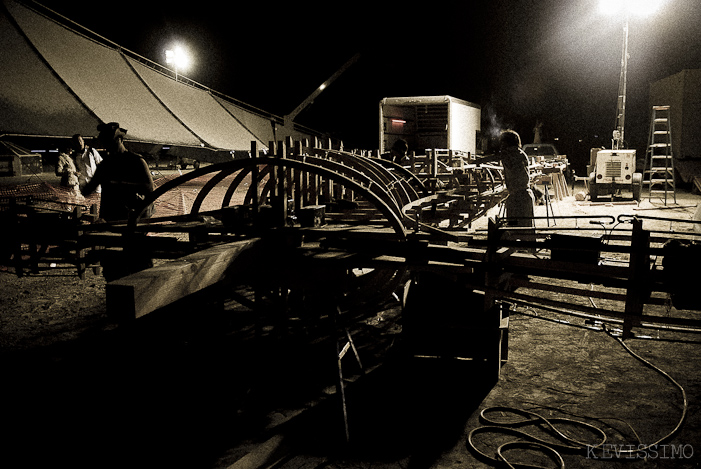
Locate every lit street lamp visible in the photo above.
<box><xmin>600</xmin><ymin>0</ymin><xmax>664</xmax><ymax>150</ymax></box>
<box><xmin>165</xmin><ymin>45</ymin><xmax>190</xmax><ymax>82</ymax></box>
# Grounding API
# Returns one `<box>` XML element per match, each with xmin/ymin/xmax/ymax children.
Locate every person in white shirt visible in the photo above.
<box><xmin>55</xmin><ymin>146</ymin><xmax>79</xmax><ymax>193</ymax></box>
<box><xmin>71</xmin><ymin>133</ymin><xmax>103</xmax><ymax>193</ymax></box>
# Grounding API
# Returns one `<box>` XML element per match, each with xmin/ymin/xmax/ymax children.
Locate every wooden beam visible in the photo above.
<box><xmin>106</xmin><ymin>238</ymin><xmax>261</xmax><ymax>320</ymax></box>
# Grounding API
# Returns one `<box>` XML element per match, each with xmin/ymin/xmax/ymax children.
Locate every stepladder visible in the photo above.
<box><xmin>644</xmin><ymin>105</ymin><xmax>676</xmax><ymax>204</ymax></box>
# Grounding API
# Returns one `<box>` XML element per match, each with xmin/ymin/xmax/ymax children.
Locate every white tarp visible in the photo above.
<box><xmin>0</xmin><ymin>0</ymin><xmax>314</xmax><ymax>152</ymax></box>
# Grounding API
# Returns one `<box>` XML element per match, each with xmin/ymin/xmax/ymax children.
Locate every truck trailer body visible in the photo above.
<box><xmin>379</xmin><ymin>96</ymin><xmax>481</xmax><ymax>156</ymax></box>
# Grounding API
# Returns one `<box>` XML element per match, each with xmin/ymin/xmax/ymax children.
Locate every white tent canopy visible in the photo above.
<box><xmin>0</xmin><ymin>0</ymin><xmax>316</xmax><ymax>155</ymax></box>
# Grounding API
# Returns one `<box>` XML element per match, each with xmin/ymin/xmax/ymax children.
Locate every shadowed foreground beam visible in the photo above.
<box><xmin>106</xmin><ymin>238</ymin><xmax>261</xmax><ymax>320</ymax></box>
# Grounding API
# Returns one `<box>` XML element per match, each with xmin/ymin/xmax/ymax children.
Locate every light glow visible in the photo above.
<box><xmin>165</xmin><ymin>46</ymin><xmax>190</xmax><ymax>71</ymax></box>
<box><xmin>599</xmin><ymin>0</ymin><xmax>664</xmax><ymax>17</ymax></box>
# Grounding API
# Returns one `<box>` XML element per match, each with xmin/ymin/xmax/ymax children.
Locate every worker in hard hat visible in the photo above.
<box><xmin>82</xmin><ymin>122</ymin><xmax>155</xmax><ymax>281</ymax></box>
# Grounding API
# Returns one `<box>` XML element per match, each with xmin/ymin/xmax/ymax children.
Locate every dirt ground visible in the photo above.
<box><xmin>1</xmin><ymin>173</ymin><xmax>700</xmax><ymax>468</ymax></box>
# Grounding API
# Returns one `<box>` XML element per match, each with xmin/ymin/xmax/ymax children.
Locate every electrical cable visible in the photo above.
<box><xmin>466</xmin><ymin>309</ymin><xmax>689</xmax><ymax>467</ymax></box>
<box><xmin>600</xmin><ymin>324</ymin><xmax>688</xmax><ymax>455</ymax></box>
<box><xmin>517</xmin><ymin>307</ymin><xmax>701</xmax><ymax>343</ymax></box>
<box><xmin>468</xmin><ymin>406</ymin><xmax>606</xmax><ymax>468</ymax></box>
<box><xmin>519</xmin><ymin>403</ymin><xmax>644</xmax><ymax>449</ymax></box>
<box><xmin>511</xmin><ymin>297</ymin><xmax>701</xmax><ymax>335</ymax></box>
<box><xmin>498</xmin><ymin>441</ymin><xmax>565</xmax><ymax>469</ymax></box>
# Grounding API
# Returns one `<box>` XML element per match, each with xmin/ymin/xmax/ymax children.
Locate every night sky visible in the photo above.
<box><xmin>34</xmin><ymin>0</ymin><xmax>701</xmax><ymax>172</ymax></box>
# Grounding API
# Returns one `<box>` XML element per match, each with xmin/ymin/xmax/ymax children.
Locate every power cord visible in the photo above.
<box><xmin>466</xmin><ymin>313</ymin><xmax>689</xmax><ymax>468</ymax></box>
<box><xmin>601</xmin><ymin>325</ymin><xmax>688</xmax><ymax>455</ymax></box>
<box><xmin>468</xmin><ymin>406</ymin><xmax>606</xmax><ymax>468</ymax></box>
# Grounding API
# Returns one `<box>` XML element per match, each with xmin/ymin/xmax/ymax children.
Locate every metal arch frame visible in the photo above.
<box><xmin>191</xmin><ymin>156</ymin><xmax>416</xmax><ymax>218</ymax></box>
<box><xmin>367</xmin><ymin>156</ymin><xmax>428</xmax><ymax>196</ymax></box>
<box><xmin>131</xmin><ymin>156</ymin><xmax>412</xmax><ymax>240</ymax></box>
<box><xmin>224</xmin><ymin>152</ymin><xmax>425</xmax><ymax>227</ymax></box>
<box><xmin>302</xmin><ymin>148</ymin><xmax>425</xmax><ymax>207</ymax></box>
<box><xmin>310</xmin><ymin>151</ymin><xmax>411</xmax><ymax>207</ymax></box>
<box><xmin>244</xmin><ymin>153</ymin><xmax>417</xmax><ymax>222</ymax></box>
<box><xmin>284</xmin><ymin>154</ymin><xmax>411</xmax><ymax>214</ymax></box>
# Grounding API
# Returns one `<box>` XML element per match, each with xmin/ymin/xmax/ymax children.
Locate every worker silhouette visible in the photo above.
<box><xmin>499</xmin><ymin>129</ymin><xmax>535</xmax><ymax>228</ymax></box>
<box><xmin>82</xmin><ymin>122</ymin><xmax>155</xmax><ymax>281</ymax></box>
<box><xmin>72</xmin><ymin>133</ymin><xmax>103</xmax><ymax>193</ymax></box>
<box><xmin>383</xmin><ymin>139</ymin><xmax>409</xmax><ymax>165</ymax></box>
<box><xmin>83</xmin><ymin>123</ymin><xmax>155</xmax><ymax>222</ymax></box>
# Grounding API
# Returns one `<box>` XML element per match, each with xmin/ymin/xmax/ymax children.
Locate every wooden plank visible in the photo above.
<box><xmin>106</xmin><ymin>238</ymin><xmax>261</xmax><ymax>320</ymax></box>
<box><xmin>225</xmin><ymin>434</ymin><xmax>289</xmax><ymax>469</ymax></box>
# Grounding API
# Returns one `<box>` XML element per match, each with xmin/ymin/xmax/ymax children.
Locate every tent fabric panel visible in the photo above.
<box><xmin>4</xmin><ymin>1</ymin><xmax>202</xmax><ymax>147</ymax></box>
<box><xmin>213</xmin><ymin>96</ymin><xmax>278</xmax><ymax>146</ymax></box>
<box><xmin>129</xmin><ymin>59</ymin><xmax>260</xmax><ymax>150</ymax></box>
<box><xmin>0</xmin><ymin>10</ymin><xmax>100</xmax><ymax>137</ymax></box>
<box><xmin>214</xmin><ymin>97</ymin><xmax>316</xmax><ymax>147</ymax></box>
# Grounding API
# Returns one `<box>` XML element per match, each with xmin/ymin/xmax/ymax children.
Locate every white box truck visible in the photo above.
<box><xmin>379</xmin><ymin>95</ymin><xmax>481</xmax><ymax>156</ymax></box>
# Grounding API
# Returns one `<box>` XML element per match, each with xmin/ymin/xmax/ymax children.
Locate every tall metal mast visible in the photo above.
<box><xmin>612</xmin><ymin>16</ymin><xmax>629</xmax><ymax>150</ymax></box>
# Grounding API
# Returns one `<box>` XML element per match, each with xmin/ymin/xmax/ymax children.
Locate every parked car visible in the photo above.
<box><xmin>522</xmin><ymin>143</ymin><xmax>561</xmax><ymax>162</ymax></box>
<box><xmin>522</xmin><ymin>143</ymin><xmax>572</xmax><ymax>184</ymax></box>
<box><xmin>177</xmin><ymin>156</ymin><xmax>200</xmax><ymax>170</ymax></box>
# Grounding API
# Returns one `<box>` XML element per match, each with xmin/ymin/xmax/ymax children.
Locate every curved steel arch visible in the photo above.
<box><xmin>226</xmin><ymin>153</ymin><xmax>418</xmax><ymax>220</ymax></box>
<box><xmin>305</xmin><ymin>149</ymin><xmax>422</xmax><ymax>208</ymax></box>
<box><xmin>133</xmin><ymin>157</ymin><xmax>410</xmax><ymax>239</ymax></box>
<box><xmin>222</xmin><ymin>166</ymin><xmax>254</xmax><ymax>208</ymax></box>
<box><xmin>191</xmin><ymin>166</ymin><xmax>239</xmax><ymax>214</ymax></box>
<box><xmin>368</xmin><ymin>157</ymin><xmax>428</xmax><ymax>196</ymax></box>
<box><xmin>284</xmin><ymin>154</ymin><xmax>408</xmax><ymax>215</ymax></box>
